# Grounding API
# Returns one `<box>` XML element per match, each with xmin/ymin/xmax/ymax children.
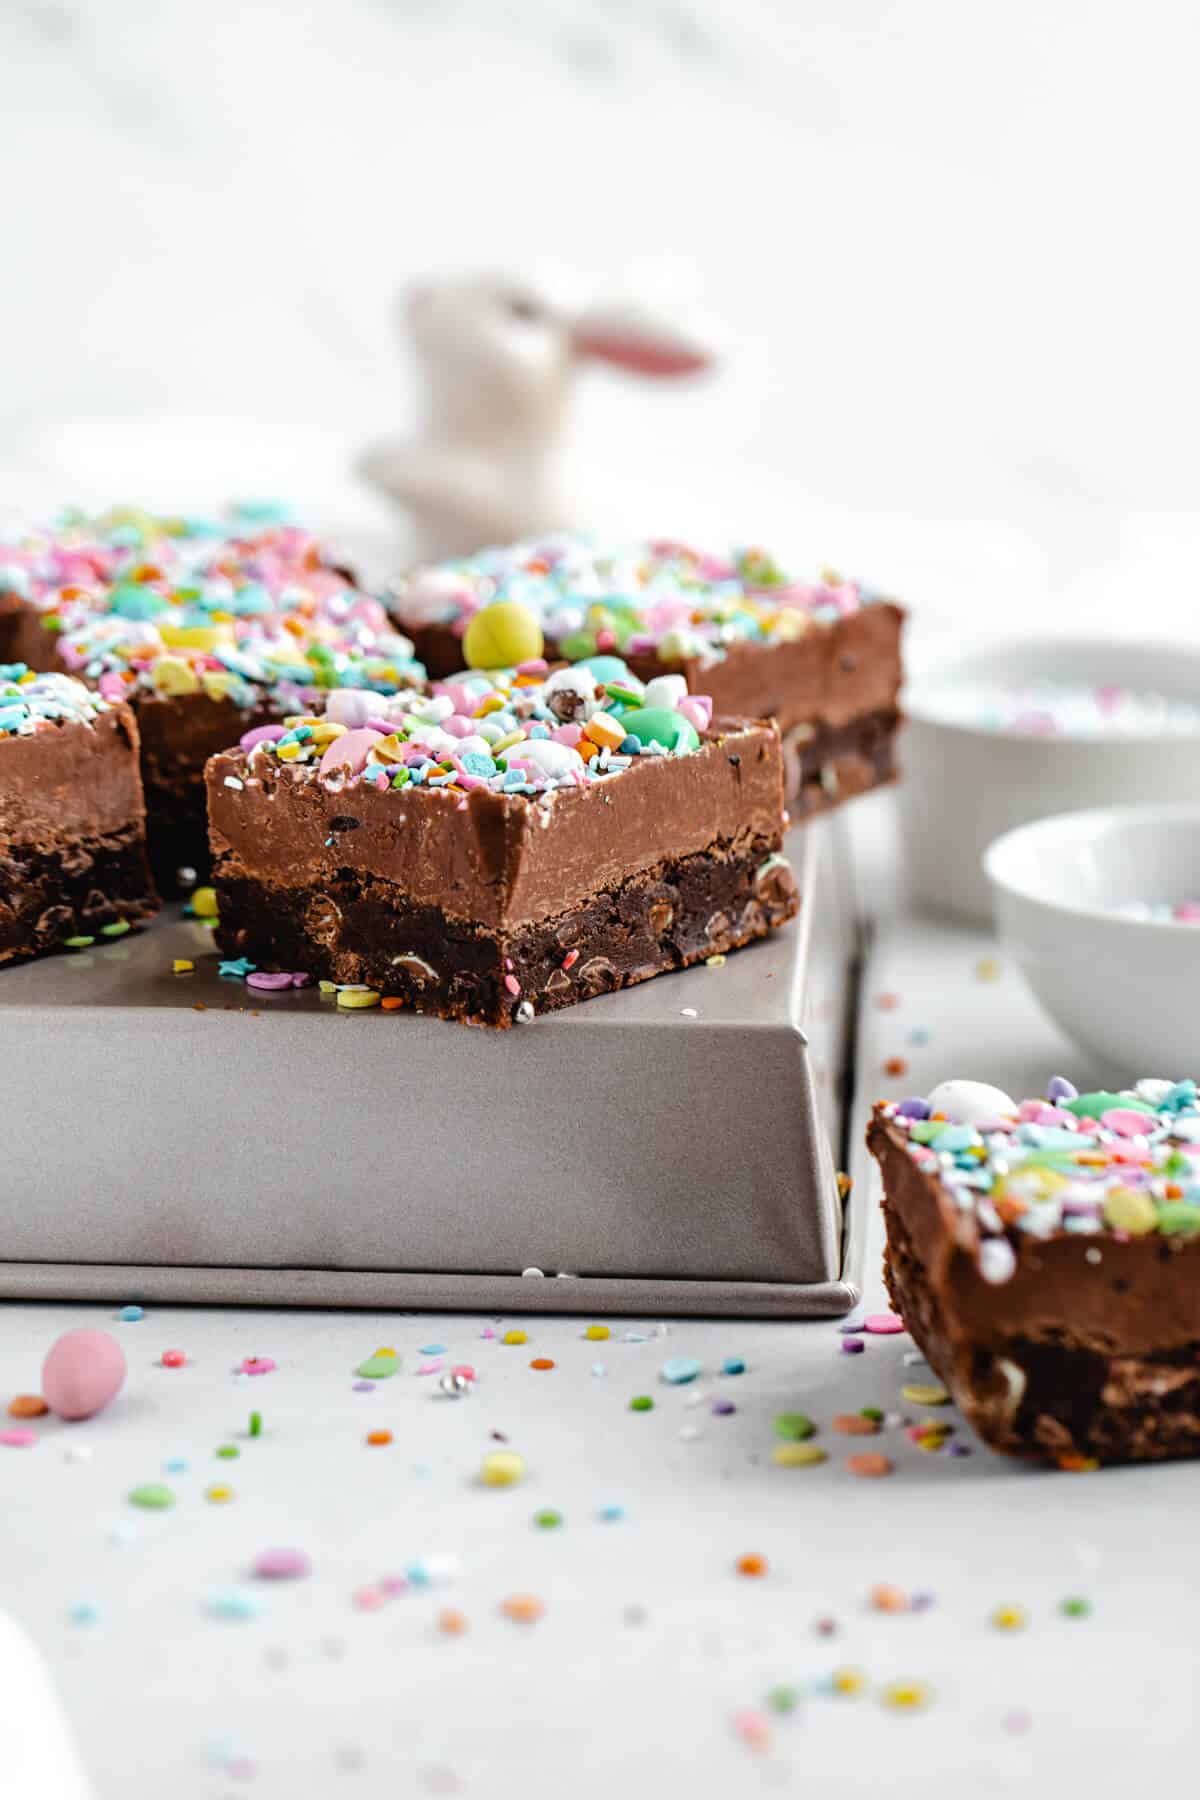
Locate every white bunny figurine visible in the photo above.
<box><xmin>357</xmin><ymin>271</ymin><xmax>716</xmax><ymax>562</ymax></box>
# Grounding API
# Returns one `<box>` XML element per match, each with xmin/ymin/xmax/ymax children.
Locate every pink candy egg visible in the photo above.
<box><xmin>41</xmin><ymin>1328</ymin><xmax>127</xmax><ymax>1421</ymax></box>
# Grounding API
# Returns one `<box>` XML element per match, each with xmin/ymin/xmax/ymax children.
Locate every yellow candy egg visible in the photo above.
<box><xmin>462</xmin><ymin>601</ymin><xmax>544</xmax><ymax>672</ymax></box>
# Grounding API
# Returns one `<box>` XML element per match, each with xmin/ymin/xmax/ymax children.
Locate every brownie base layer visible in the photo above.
<box><xmin>214</xmin><ymin>835</ymin><xmax>799</xmax><ymax>1027</ymax></box>
<box><xmin>787</xmin><ymin>708</ymin><xmax>900</xmax><ymax>818</ymax></box>
<box><xmin>870</xmin><ymin>1121</ymin><xmax>1200</xmax><ymax>1466</ymax></box>
<box><xmin>0</xmin><ymin>825</ymin><xmax>159</xmax><ymax>967</ymax></box>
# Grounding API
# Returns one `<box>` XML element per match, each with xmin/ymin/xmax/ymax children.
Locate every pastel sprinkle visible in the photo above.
<box><xmin>253</xmin><ymin>1548</ymin><xmax>312</xmax><ymax>1581</ymax></box>
<box><xmin>0</xmin><ymin>1428</ymin><xmax>37</xmax><ymax>1448</ymax></box>
<box><xmin>249</xmin><ymin>1411</ymin><xmax>262</xmax><ymax>1437</ymax></box>
<box><xmin>629</xmin><ymin>1395</ymin><xmax>654</xmax><ymax>1413</ymax></box>
<box><xmin>991</xmin><ymin>1604</ymin><xmax>1028</xmax><ymax>1631</ymax></box>
<box><xmin>118</xmin><ymin>1305</ymin><xmax>144</xmax><ymax>1322</ymax></box>
<box><xmin>901</xmin><ymin>1382</ymin><xmax>951</xmax><ymax>1406</ymax></box>
<box><xmin>502</xmin><ymin>1330</ymin><xmax>528</xmax><ymax>1346</ymax></box>
<box><xmin>206</xmin><ymin>1484</ymin><xmax>234</xmax><ymax>1503</ymax></box>
<box><xmin>129</xmin><ymin>1484</ymin><xmax>175</xmax><ymax>1509</ymax></box>
<box><xmin>239</xmin><ymin>1356</ymin><xmax>276</xmax><ymax>1376</ymax></box>
<box><xmin>774</xmin><ymin>1412</ymin><xmax>816</xmax><ymax>1441</ymax></box>
<box><xmin>584</xmin><ymin>1325</ymin><xmax>610</xmax><ymax>1341</ymax></box>
<box><xmin>355</xmin><ymin>1352</ymin><xmax>399</xmax><ymax>1379</ymax></box>
<box><xmin>660</xmin><ymin>1356</ymin><xmax>703</xmax><ymax>1385</ymax></box>
<box><xmin>7</xmin><ymin>1395</ymin><xmax>48</xmax><ymax>1418</ymax></box>
<box><xmin>880</xmin><ymin>1681</ymin><xmax>933</xmax><ymax>1712</ymax></box>
<box><xmin>480</xmin><ymin>1450</ymin><xmax>525</xmax><ymax>1487</ymax></box>
<box><xmin>529</xmin><ymin>1357</ymin><xmax>556</xmax><ymax>1371</ymax></box>
<box><xmin>772</xmin><ymin>1443</ymin><xmax>827</xmax><ymax>1468</ymax></box>
<box><xmin>533</xmin><ymin>1509</ymin><xmax>563</xmax><ymax>1530</ymax></box>
<box><xmin>206</xmin><ymin>1587</ymin><xmax>260</xmax><ymax>1621</ymax></box>
<box><xmin>847</xmin><ymin>1453</ymin><xmax>895</xmax><ymax>1478</ymax></box>
<box><xmin>598</xmin><ymin>1503</ymin><xmax>626</xmax><ymax>1522</ymax></box>
<box><xmin>1060</xmin><ymin>1596</ymin><xmax>1092</xmax><ymax>1618</ymax></box>
<box><xmin>161</xmin><ymin>1349</ymin><xmax>186</xmax><ymax>1369</ymax></box>
<box><xmin>500</xmin><ymin>1594</ymin><xmax>544</xmax><ymax>1624</ymax></box>
<box><xmin>720</xmin><ymin>1356</ymin><xmax>746</xmax><ymax>1375</ymax></box>
<box><xmin>864</xmin><ymin>1313</ymin><xmax>905</xmax><ymax>1335</ymax></box>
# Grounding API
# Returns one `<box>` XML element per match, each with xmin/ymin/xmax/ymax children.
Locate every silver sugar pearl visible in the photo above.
<box><xmin>515</xmin><ymin>1000</ymin><xmax>536</xmax><ymax>1024</ymax></box>
<box><xmin>438</xmin><ymin>1371</ymin><xmax>472</xmax><ymax>1397</ymax></box>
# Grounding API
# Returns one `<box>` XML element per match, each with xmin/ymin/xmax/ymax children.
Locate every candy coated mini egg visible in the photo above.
<box><xmin>463</xmin><ymin>601</ymin><xmax>544</xmax><ymax>671</ymax></box>
<box><xmin>42</xmin><ymin>1328</ymin><xmax>127</xmax><ymax>1421</ymax></box>
<box><xmin>926</xmin><ymin>1079</ymin><xmax>1017</xmax><ymax>1126</ymax></box>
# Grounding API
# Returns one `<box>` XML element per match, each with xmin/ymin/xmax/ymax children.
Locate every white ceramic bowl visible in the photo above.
<box><xmin>900</xmin><ymin>636</ymin><xmax>1200</xmax><ymax>921</ymax></box>
<box><xmin>985</xmin><ymin>804</ymin><xmax>1200</xmax><ymax>1077</ymax></box>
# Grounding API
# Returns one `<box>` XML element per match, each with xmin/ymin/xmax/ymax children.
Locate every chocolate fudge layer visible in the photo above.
<box><xmin>869</xmin><ymin>1076</ymin><xmax>1200</xmax><ymax>1467</ymax></box>
<box><xmin>208</xmin><ymin>665</ymin><xmax>798</xmax><ymax>1026</ymax></box>
<box><xmin>0</xmin><ymin>667</ymin><xmax>158</xmax><ymax>966</ymax></box>
<box><xmin>0</xmin><ymin>511</ymin><xmax>425</xmax><ymax>891</ymax></box>
<box><xmin>389</xmin><ymin>537</ymin><xmax>904</xmax><ymax>811</ymax></box>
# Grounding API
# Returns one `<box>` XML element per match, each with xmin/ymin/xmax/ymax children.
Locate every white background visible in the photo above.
<box><xmin>1</xmin><ymin>0</ymin><xmax>1198</xmax><ymax>634</ymax></box>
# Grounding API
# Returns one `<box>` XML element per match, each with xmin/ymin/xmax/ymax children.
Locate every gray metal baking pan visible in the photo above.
<box><xmin>0</xmin><ymin>819</ymin><xmax>864</xmax><ymax>1316</ymax></box>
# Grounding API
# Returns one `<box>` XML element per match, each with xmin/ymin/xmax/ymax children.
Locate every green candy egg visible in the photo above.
<box><xmin>1065</xmin><ymin>1091</ymin><xmax>1157</xmax><ymax>1119</ymax></box>
<box><xmin>621</xmin><ymin>707</ymin><xmax>701</xmax><ymax>753</ymax></box>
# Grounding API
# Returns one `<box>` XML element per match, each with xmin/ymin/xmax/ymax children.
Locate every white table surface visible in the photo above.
<box><xmin>3</xmin><ymin>794</ymin><xmax>1197</xmax><ymax>1799</ymax></box>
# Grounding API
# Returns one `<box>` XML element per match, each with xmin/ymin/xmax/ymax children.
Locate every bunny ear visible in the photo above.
<box><xmin>571</xmin><ymin>304</ymin><xmax>716</xmax><ymax>378</ymax></box>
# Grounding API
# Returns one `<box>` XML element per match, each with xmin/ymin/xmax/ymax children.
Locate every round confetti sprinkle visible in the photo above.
<box><xmin>584</xmin><ymin>1325</ymin><xmax>610</xmax><ymax>1341</ymax></box>
<box><xmin>216</xmin><ymin>1444</ymin><xmax>240</xmax><ymax>1460</ymax></box>
<box><xmin>732</xmin><ymin>1708</ymin><xmax>770</xmax><ymax>1749</ymax></box>
<box><xmin>253</xmin><ymin>1548</ymin><xmax>312</xmax><ymax>1581</ymax></box>
<box><xmin>765</xmin><ymin>1685</ymin><xmax>802</xmax><ymax>1715</ymax></box>
<box><xmin>884</xmin><ymin>1057</ymin><xmax>909</xmax><ymax>1077</ymax></box>
<box><xmin>355</xmin><ymin>1353</ymin><xmax>399</xmax><ymax>1379</ymax></box>
<box><xmin>129</xmin><ymin>1483</ymin><xmax>175</xmax><ymax>1510</ymax></box>
<box><xmin>161</xmin><ymin>1349</ymin><xmax>186</xmax><ymax>1369</ymax></box>
<box><xmin>833</xmin><ymin>1413</ymin><xmax>880</xmax><ymax>1436</ymax></box>
<box><xmin>736</xmin><ymin>1553</ymin><xmax>768</xmax><ymax>1578</ymax></box>
<box><xmin>660</xmin><ymin>1356</ymin><xmax>703</xmax><ymax>1384</ymax></box>
<box><xmin>876</xmin><ymin>993</ymin><xmax>900</xmax><ymax>1011</ymax></box>
<box><xmin>206</xmin><ymin>1586</ymin><xmax>259</xmax><ymax>1621</ymax></box>
<box><xmin>721</xmin><ymin>1356</ymin><xmax>746</xmax><ymax>1376</ymax></box>
<box><xmin>841</xmin><ymin>1338</ymin><xmax>865</xmax><ymax>1355</ymax></box>
<box><xmin>366</xmin><ymin>1430</ymin><xmax>393</xmax><ymax>1447</ymax></box>
<box><xmin>480</xmin><ymin>1450</ymin><xmax>525</xmax><ymax>1487</ymax></box>
<box><xmin>354</xmin><ymin>1586</ymin><xmax>387</xmax><ymax>1612</ymax></box>
<box><xmin>901</xmin><ymin>1382</ymin><xmax>951</xmax><ymax>1406</ymax></box>
<box><xmin>975</xmin><ymin>957</ymin><xmax>1002</xmax><ymax>982</ymax></box>
<box><xmin>881</xmin><ymin>1681</ymin><xmax>932</xmax><ymax>1712</ymax></box>
<box><xmin>1060</xmin><ymin>1595</ymin><xmax>1091</xmax><ymax>1618</ymax></box>
<box><xmin>991</xmin><ymin>1604</ymin><xmax>1028</xmax><ymax>1631</ymax></box>
<box><xmin>7</xmin><ymin>1395</ymin><xmax>48</xmax><ymax>1418</ymax></box>
<box><xmin>870</xmin><ymin>1583</ymin><xmax>908</xmax><ymax>1613</ymax></box>
<box><xmin>0</xmin><ymin>1428</ymin><xmax>38</xmax><ymax>1449</ymax></box>
<box><xmin>848</xmin><ymin>1453</ymin><xmax>895</xmax><ymax>1478</ymax></box>
<box><xmin>629</xmin><ymin>1395</ymin><xmax>654</xmax><ymax>1413</ymax></box>
<box><xmin>864</xmin><ymin>1313</ymin><xmax>905</xmax><ymax>1335</ymax></box>
<box><xmin>501</xmin><ymin>1330</ymin><xmax>528</xmax><ymax>1346</ymax></box>
<box><xmin>772</xmin><ymin>1444</ymin><xmax>827</xmax><ymax>1468</ymax></box>
<box><xmin>529</xmin><ymin>1357</ymin><xmax>555</xmax><ymax>1371</ymax></box>
<box><xmin>117</xmin><ymin>1305</ymin><xmax>144</xmax><ymax>1323</ymax></box>
<box><xmin>598</xmin><ymin>1503</ymin><xmax>626</xmax><ymax>1522</ymax></box>
<box><xmin>832</xmin><ymin>1667</ymin><xmax>867</xmax><ymax>1696</ymax></box>
<box><xmin>206</xmin><ymin>1484</ymin><xmax>235</xmax><ymax>1504</ymax></box>
<box><xmin>239</xmin><ymin>1356</ymin><xmax>276</xmax><ymax>1376</ymax></box>
<box><xmin>438</xmin><ymin>1608</ymin><xmax>468</xmax><ymax>1636</ymax></box>
<box><xmin>774</xmin><ymin>1412</ymin><xmax>816</xmax><ymax>1441</ymax></box>
<box><xmin>533</xmin><ymin>1509</ymin><xmax>563</xmax><ymax>1530</ymax></box>
<box><xmin>501</xmin><ymin>1593</ymin><xmax>544</xmax><ymax>1624</ymax></box>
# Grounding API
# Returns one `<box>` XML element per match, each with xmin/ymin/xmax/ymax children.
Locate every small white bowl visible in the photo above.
<box><xmin>900</xmin><ymin>636</ymin><xmax>1200</xmax><ymax>921</ymax></box>
<box><xmin>985</xmin><ymin>804</ymin><xmax>1200</xmax><ymax>1076</ymax></box>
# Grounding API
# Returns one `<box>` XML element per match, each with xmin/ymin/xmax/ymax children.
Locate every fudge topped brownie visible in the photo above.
<box><xmin>0</xmin><ymin>664</ymin><xmax>158</xmax><ymax>965</ymax></box>
<box><xmin>869</xmin><ymin>1075</ymin><xmax>1200</xmax><ymax>1465</ymax></box>
<box><xmin>387</xmin><ymin>533</ymin><xmax>904</xmax><ymax>812</ymax></box>
<box><xmin>0</xmin><ymin>509</ymin><xmax>425</xmax><ymax>889</ymax></box>
<box><xmin>208</xmin><ymin>655</ymin><xmax>799</xmax><ymax>1025</ymax></box>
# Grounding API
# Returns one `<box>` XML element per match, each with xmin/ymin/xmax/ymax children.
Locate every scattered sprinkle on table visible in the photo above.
<box><xmin>721</xmin><ymin>1356</ymin><xmax>746</xmax><ymax>1375</ymax></box>
<box><xmin>0</xmin><ymin>1428</ymin><xmax>37</xmax><ymax>1449</ymax></box>
<box><xmin>881</xmin><ymin>1681</ymin><xmax>932</xmax><ymax>1712</ymax></box>
<box><xmin>249</xmin><ymin>1411</ymin><xmax>262</xmax><ymax>1437</ymax></box>
<box><xmin>991</xmin><ymin>1604</ymin><xmax>1028</xmax><ymax>1631</ymax></box>
<box><xmin>7</xmin><ymin>1395</ymin><xmax>47</xmax><ymax>1418</ymax></box>
<box><xmin>884</xmin><ymin>1057</ymin><xmax>909</xmax><ymax>1077</ymax></box>
<box><xmin>206</xmin><ymin>1587</ymin><xmax>259</xmax><ymax>1621</ymax></box>
<box><xmin>833</xmin><ymin>1413</ymin><xmax>880</xmax><ymax>1436</ymax></box>
<box><xmin>529</xmin><ymin>1357</ymin><xmax>556</xmax><ymax>1371</ymax></box>
<box><xmin>901</xmin><ymin>1382</ymin><xmax>950</xmax><ymax>1406</ymax></box>
<box><xmin>161</xmin><ymin>1349</ymin><xmax>186</xmax><ymax>1369</ymax></box>
<box><xmin>239</xmin><ymin>1356</ymin><xmax>276</xmax><ymax>1376</ymax></box>
<box><xmin>864</xmin><ymin>1313</ymin><xmax>905</xmax><ymax>1335</ymax></box>
<box><xmin>206</xmin><ymin>1484</ymin><xmax>234</xmax><ymax>1503</ymax></box>
<box><xmin>774</xmin><ymin>1412</ymin><xmax>816</xmax><ymax>1441</ymax></box>
<box><xmin>871</xmin><ymin>1584</ymin><xmax>908</xmax><ymax>1613</ymax></box>
<box><xmin>629</xmin><ymin>1395</ymin><xmax>654</xmax><ymax>1413</ymax></box>
<box><xmin>773</xmin><ymin>1444</ymin><xmax>827</xmax><ymax>1468</ymax></box>
<box><xmin>501</xmin><ymin>1594</ymin><xmax>544</xmax><ymax>1624</ymax></box>
<box><xmin>480</xmin><ymin>1450</ymin><xmax>525</xmax><ymax>1487</ymax></box>
<box><xmin>172</xmin><ymin>958</ymin><xmax>194</xmax><ymax>974</ymax></box>
<box><xmin>502</xmin><ymin>1330</ymin><xmax>528</xmax><ymax>1346</ymax></box>
<box><xmin>847</xmin><ymin>1453</ymin><xmax>894</xmax><ymax>1478</ymax></box>
<box><xmin>253</xmin><ymin>1548</ymin><xmax>311</xmax><ymax>1581</ymax></box>
<box><xmin>216</xmin><ymin>1445</ymin><xmax>240</xmax><ymax>1460</ymax></box>
<box><xmin>353</xmin><ymin>1350</ymin><xmax>399</xmax><ymax>1379</ymax></box>
<box><xmin>832</xmin><ymin>1667</ymin><xmax>867</xmax><ymax>1696</ymax></box>
<box><xmin>584</xmin><ymin>1325</ymin><xmax>609</xmax><ymax>1341</ymax></box>
<box><xmin>366</xmin><ymin>1430</ymin><xmax>393</xmax><ymax>1447</ymax></box>
<box><xmin>533</xmin><ymin>1509</ymin><xmax>563</xmax><ymax>1530</ymax></box>
<box><xmin>129</xmin><ymin>1483</ymin><xmax>175</xmax><ymax>1510</ymax></box>
<box><xmin>438</xmin><ymin>1608</ymin><xmax>468</xmax><ymax>1636</ymax></box>
<box><xmin>118</xmin><ymin>1305</ymin><xmax>144</xmax><ymax>1323</ymax></box>
<box><xmin>736</xmin><ymin>1553</ymin><xmax>768</xmax><ymax>1578</ymax></box>
<box><xmin>660</xmin><ymin>1356</ymin><xmax>702</xmax><ymax>1384</ymax></box>
<box><xmin>1060</xmin><ymin>1596</ymin><xmax>1091</xmax><ymax>1618</ymax></box>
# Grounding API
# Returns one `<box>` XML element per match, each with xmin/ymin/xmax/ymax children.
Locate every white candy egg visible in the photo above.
<box><xmin>514</xmin><ymin>739</ymin><xmax>584</xmax><ymax>777</ymax></box>
<box><xmin>926</xmin><ymin>1079</ymin><xmax>1018</xmax><ymax>1126</ymax></box>
<box><xmin>324</xmin><ymin>689</ymin><xmax>378</xmax><ymax>729</ymax></box>
<box><xmin>642</xmin><ymin>674</ymin><xmax>689</xmax><ymax>709</ymax></box>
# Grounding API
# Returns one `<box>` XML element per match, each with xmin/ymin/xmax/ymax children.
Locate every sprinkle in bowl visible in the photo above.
<box><xmin>985</xmin><ymin>803</ymin><xmax>1200</xmax><ymax>1077</ymax></box>
<box><xmin>900</xmin><ymin>636</ymin><xmax>1200</xmax><ymax>920</ymax></box>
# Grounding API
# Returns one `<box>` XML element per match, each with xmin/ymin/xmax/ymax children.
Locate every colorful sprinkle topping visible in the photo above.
<box><xmin>1114</xmin><ymin>900</ymin><xmax>1200</xmax><ymax>925</ymax></box>
<box><xmin>0</xmin><ymin>665</ymin><xmax>112</xmax><ymax>736</ymax></box>
<box><xmin>878</xmin><ymin>1074</ymin><xmax>1200</xmax><ymax>1281</ymax></box>
<box><xmin>391</xmin><ymin>534</ymin><xmax>883</xmax><ymax>665</ymax></box>
<box><xmin>241</xmin><ymin>656</ymin><xmax>713</xmax><ymax>799</ymax></box>
<box><xmin>1</xmin><ymin>509</ymin><xmax>425</xmax><ymax>711</ymax></box>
